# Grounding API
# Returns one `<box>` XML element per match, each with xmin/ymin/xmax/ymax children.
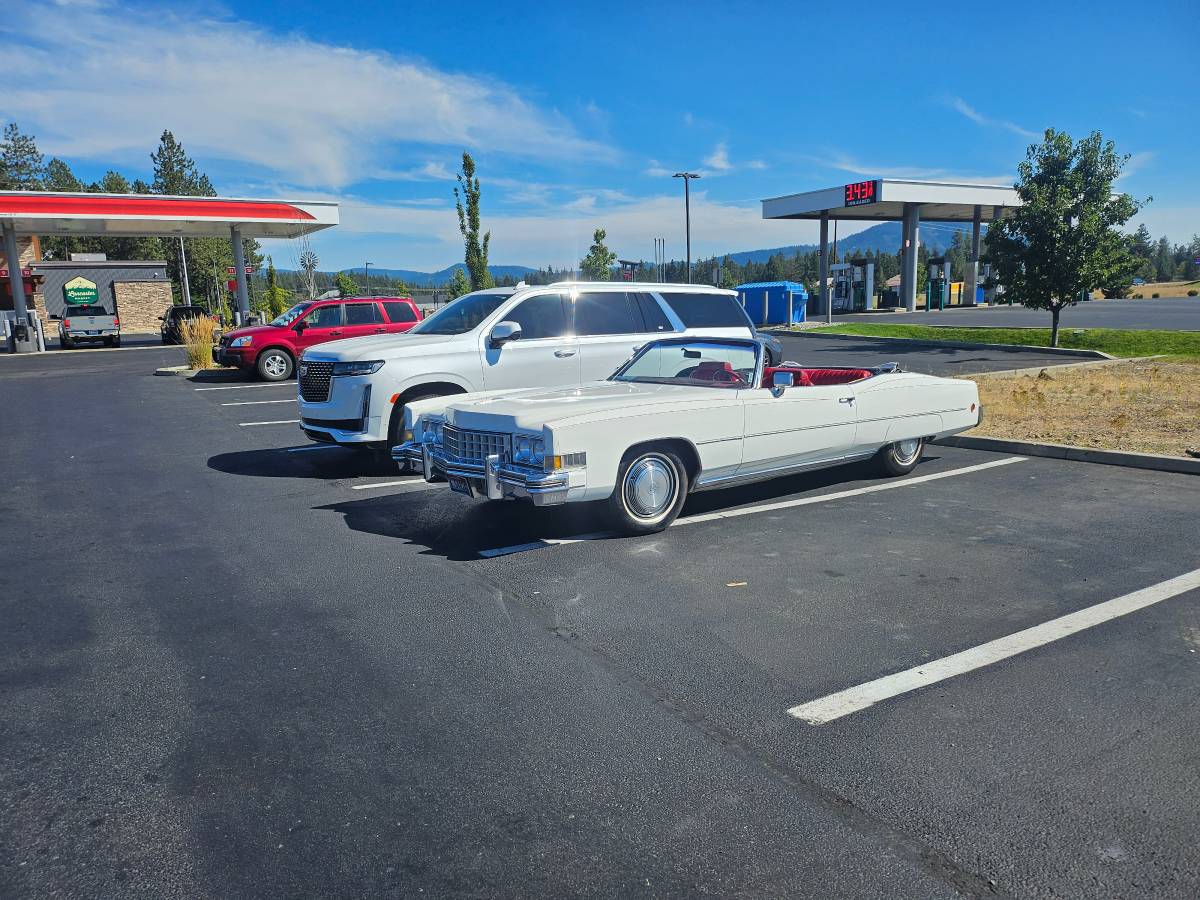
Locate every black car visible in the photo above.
<box><xmin>160</xmin><ymin>305</ymin><xmax>211</xmax><ymax>344</ymax></box>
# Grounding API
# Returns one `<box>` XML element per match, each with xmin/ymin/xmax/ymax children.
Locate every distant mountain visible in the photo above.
<box><xmin>340</xmin><ymin>263</ymin><xmax>537</xmax><ymax>286</ymax></box>
<box><xmin>723</xmin><ymin>221</ymin><xmax>972</xmax><ymax>264</ymax></box>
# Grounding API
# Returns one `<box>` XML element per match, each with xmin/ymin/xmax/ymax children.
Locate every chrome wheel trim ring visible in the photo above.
<box><xmin>622</xmin><ymin>454</ymin><xmax>678</xmax><ymax>521</ymax></box>
<box><xmin>894</xmin><ymin>438</ymin><xmax>922</xmax><ymax>465</ymax></box>
<box><xmin>264</xmin><ymin>353</ymin><xmax>288</xmax><ymax>378</ymax></box>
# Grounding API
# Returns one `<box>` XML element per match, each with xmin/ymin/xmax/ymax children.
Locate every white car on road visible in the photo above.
<box><xmin>394</xmin><ymin>336</ymin><xmax>983</xmax><ymax>534</ymax></box>
<box><xmin>296</xmin><ymin>282</ymin><xmax>773</xmax><ymax>454</ymax></box>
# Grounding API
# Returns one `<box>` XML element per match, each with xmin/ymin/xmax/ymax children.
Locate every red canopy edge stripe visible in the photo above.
<box><xmin>0</xmin><ymin>196</ymin><xmax>316</xmax><ymax>221</ymax></box>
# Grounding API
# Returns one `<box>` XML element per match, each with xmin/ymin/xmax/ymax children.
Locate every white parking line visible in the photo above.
<box><xmin>787</xmin><ymin>566</ymin><xmax>1200</xmax><ymax>725</ymax></box>
<box><xmin>238</xmin><ymin>419</ymin><xmax>300</xmax><ymax>427</ymax></box>
<box><xmin>476</xmin><ymin>456</ymin><xmax>1027</xmax><ymax>558</ymax></box>
<box><xmin>222</xmin><ymin>398</ymin><xmax>295</xmax><ymax>406</ymax></box>
<box><xmin>195</xmin><ymin>383</ymin><xmax>294</xmax><ymax>391</ymax></box>
<box><xmin>349</xmin><ymin>479</ymin><xmax>440</xmax><ymax>492</ymax></box>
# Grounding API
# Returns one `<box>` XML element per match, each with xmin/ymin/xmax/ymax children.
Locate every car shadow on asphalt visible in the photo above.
<box><xmin>313</xmin><ymin>454</ymin><xmax>949</xmax><ymax>561</ymax></box>
<box><xmin>208</xmin><ymin>447</ymin><xmax>399</xmax><ymax>480</ymax></box>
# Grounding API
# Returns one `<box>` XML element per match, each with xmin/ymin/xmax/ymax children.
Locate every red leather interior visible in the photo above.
<box><xmin>762</xmin><ymin>366</ymin><xmax>873</xmax><ymax>388</ymax></box>
<box><xmin>688</xmin><ymin>361</ymin><xmax>741</xmax><ymax>383</ymax></box>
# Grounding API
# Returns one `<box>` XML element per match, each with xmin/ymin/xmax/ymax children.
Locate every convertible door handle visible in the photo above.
<box><xmin>839</xmin><ymin>397</ymin><xmax>855</xmax><ymax>404</ymax></box>
<box><xmin>554</xmin><ymin>349</ymin><xmax>577</xmax><ymax>358</ymax></box>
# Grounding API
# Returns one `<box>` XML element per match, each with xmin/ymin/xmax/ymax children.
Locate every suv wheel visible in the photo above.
<box><xmin>607</xmin><ymin>448</ymin><xmax>689</xmax><ymax>535</ymax></box>
<box><xmin>388</xmin><ymin>391</ymin><xmax>452</xmax><ymax>471</ymax></box>
<box><xmin>257</xmin><ymin>348</ymin><xmax>293</xmax><ymax>381</ymax></box>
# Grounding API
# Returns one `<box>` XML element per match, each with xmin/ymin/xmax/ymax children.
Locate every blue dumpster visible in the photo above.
<box><xmin>734</xmin><ymin>281</ymin><xmax>808</xmax><ymax>326</ymax></box>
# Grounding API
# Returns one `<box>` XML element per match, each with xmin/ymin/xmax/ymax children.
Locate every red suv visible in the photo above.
<box><xmin>217</xmin><ymin>296</ymin><xmax>423</xmax><ymax>381</ymax></box>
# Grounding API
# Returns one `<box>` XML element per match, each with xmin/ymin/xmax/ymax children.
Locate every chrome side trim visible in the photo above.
<box><xmin>693</xmin><ymin>449</ymin><xmax>876</xmax><ymax>492</ymax></box>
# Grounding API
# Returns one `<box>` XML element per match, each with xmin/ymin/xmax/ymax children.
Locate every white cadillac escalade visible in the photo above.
<box><xmin>296</xmin><ymin>282</ymin><xmax>778</xmax><ymax>455</ymax></box>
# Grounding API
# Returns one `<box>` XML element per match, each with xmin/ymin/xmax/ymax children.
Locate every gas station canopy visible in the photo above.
<box><xmin>0</xmin><ymin>191</ymin><xmax>339</xmax><ymax>238</ymax></box>
<box><xmin>761</xmin><ymin>178</ymin><xmax>1021</xmax><ymax>314</ymax></box>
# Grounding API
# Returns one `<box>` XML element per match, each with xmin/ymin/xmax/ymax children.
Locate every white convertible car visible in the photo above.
<box><xmin>394</xmin><ymin>337</ymin><xmax>981</xmax><ymax>534</ymax></box>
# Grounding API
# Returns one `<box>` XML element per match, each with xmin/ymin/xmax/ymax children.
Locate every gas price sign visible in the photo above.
<box><xmin>844</xmin><ymin>180</ymin><xmax>880</xmax><ymax>207</ymax></box>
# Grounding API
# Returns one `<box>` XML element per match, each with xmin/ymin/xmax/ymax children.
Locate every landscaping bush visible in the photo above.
<box><xmin>1132</xmin><ymin>293</ymin><xmax>1143</xmax><ymax>299</ymax></box>
<box><xmin>1152</xmin><ymin>293</ymin><xmax>1160</xmax><ymax>298</ymax></box>
<box><xmin>1189</xmin><ymin>290</ymin><xmax>1198</xmax><ymax>297</ymax></box>
<box><xmin>178</xmin><ymin>315</ymin><xmax>217</xmax><ymax>369</ymax></box>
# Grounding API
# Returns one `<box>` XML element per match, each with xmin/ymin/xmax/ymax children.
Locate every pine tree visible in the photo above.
<box><xmin>0</xmin><ymin>123</ymin><xmax>44</xmax><ymax>189</ymax></box>
<box><xmin>454</xmin><ymin>152</ymin><xmax>494</xmax><ymax>290</ymax></box>
<box><xmin>580</xmin><ymin>228</ymin><xmax>617</xmax><ymax>280</ymax></box>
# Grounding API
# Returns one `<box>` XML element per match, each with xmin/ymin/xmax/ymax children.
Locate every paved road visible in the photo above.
<box><xmin>827</xmin><ymin>296</ymin><xmax>1200</xmax><ymax>331</ymax></box>
<box><xmin>775</xmin><ymin>332</ymin><xmax>1079</xmax><ymax>375</ymax></box>
<box><xmin>3</xmin><ymin>348</ymin><xmax>1198</xmax><ymax>898</ymax></box>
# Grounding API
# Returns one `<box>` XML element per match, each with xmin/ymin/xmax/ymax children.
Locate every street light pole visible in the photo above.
<box><xmin>672</xmin><ymin>172</ymin><xmax>700</xmax><ymax>283</ymax></box>
<box><xmin>364</xmin><ymin>261</ymin><xmax>373</xmax><ymax>297</ymax></box>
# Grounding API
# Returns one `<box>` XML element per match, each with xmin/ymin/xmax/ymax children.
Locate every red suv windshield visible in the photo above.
<box><xmin>270</xmin><ymin>302</ymin><xmax>313</xmax><ymax>327</ymax></box>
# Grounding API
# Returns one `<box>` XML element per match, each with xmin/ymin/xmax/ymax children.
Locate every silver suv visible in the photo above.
<box><xmin>296</xmin><ymin>282</ymin><xmax>774</xmax><ymax>453</ymax></box>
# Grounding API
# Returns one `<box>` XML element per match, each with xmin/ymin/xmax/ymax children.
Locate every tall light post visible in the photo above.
<box><xmin>672</xmin><ymin>172</ymin><xmax>700</xmax><ymax>283</ymax></box>
<box><xmin>364</xmin><ymin>261</ymin><xmax>373</xmax><ymax>296</ymax></box>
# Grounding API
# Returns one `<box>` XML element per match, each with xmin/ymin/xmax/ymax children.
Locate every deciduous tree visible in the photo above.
<box><xmin>579</xmin><ymin>228</ymin><xmax>617</xmax><ymax>280</ymax></box>
<box><xmin>454</xmin><ymin>152</ymin><xmax>494</xmax><ymax>291</ymax></box>
<box><xmin>985</xmin><ymin>129</ymin><xmax>1144</xmax><ymax>346</ymax></box>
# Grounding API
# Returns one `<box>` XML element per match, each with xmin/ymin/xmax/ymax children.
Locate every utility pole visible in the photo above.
<box><xmin>178</xmin><ymin>237</ymin><xmax>192</xmax><ymax>305</ymax></box>
<box><xmin>672</xmin><ymin>172</ymin><xmax>700</xmax><ymax>283</ymax></box>
<box><xmin>364</xmin><ymin>261</ymin><xmax>373</xmax><ymax>297</ymax></box>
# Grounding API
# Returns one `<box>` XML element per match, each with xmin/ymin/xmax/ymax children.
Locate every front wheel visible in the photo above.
<box><xmin>256</xmin><ymin>348</ymin><xmax>293</xmax><ymax>381</ymax></box>
<box><xmin>876</xmin><ymin>438</ymin><xmax>924</xmax><ymax>476</ymax></box>
<box><xmin>607</xmin><ymin>448</ymin><xmax>689</xmax><ymax>535</ymax></box>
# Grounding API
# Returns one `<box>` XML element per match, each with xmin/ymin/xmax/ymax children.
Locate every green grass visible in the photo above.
<box><xmin>808</xmin><ymin>323</ymin><xmax>1200</xmax><ymax>359</ymax></box>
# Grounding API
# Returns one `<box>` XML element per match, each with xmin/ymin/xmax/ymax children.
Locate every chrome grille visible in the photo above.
<box><xmin>442</xmin><ymin>425</ymin><xmax>509</xmax><ymax>463</ymax></box>
<box><xmin>298</xmin><ymin>360</ymin><xmax>334</xmax><ymax>402</ymax></box>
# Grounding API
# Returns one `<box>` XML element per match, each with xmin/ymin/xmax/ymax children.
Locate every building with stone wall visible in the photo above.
<box><xmin>33</xmin><ymin>260</ymin><xmax>173</xmax><ymax>333</ymax></box>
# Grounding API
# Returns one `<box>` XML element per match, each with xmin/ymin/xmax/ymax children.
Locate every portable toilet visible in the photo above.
<box><xmin>734</xmin><ymin>281</ymin><xmax>808</xmax><ymax>326</ymax></box>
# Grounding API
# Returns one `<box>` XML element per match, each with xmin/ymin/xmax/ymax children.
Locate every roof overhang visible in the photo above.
<box><xmin>762</xmin><ymin>179</ymin><xmax>1020</xmax><ymax>222</ymax></box>
<box><xmin>0</xmin><ymin>191</ymin><xmax>339</xmax><ymax>238</ymax></box>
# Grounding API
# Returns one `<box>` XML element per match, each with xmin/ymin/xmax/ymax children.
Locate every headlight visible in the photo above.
<box><xmin>420</xmin><ymin>417</ymin><xmax>443</xmax><ymax>443</ymax></box>
<box><xmin>229</xmin><ymin>335</ymin><xmax>253</xmax><ymax>348</ymax></box>
<box><xmin>331</xmin><ymin>359</ymin><xmax>385</xmax><ymax>376</ymax></box>
<box><xmin>513</xmin><ymin>434</ymin><xmax>544</xmax><ymax>465</ymax></box>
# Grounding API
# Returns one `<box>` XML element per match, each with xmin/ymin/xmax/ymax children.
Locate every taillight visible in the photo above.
<box><xmin>113</xmin><ymin>317</ymin><xmax>120</xmax><ymax>327</ymax></box>
<box><xmin>63</xmin><ymin>318</ymin><xmax>70</xmax><ymax>328</ymax></box>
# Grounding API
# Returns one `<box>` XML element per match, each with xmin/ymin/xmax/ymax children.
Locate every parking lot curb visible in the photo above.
<box><xmin>962</xmin><ymin>355</ymin><xmax>1165</xmax><ymax>379</ymax></box>
<box><xmin>154</xmin><ymin>365</ymin><xmax>193</xmax><ymax>376</ymax></box>
<box><xmin>772</xmin><ymin>329</ymin><xmax>1112</xmax><ymax>359</ymax></box>
<box><xmin>933</xmin><ymin>435</ymin><xmax>1200</xmax><ymax>475</ymax></box>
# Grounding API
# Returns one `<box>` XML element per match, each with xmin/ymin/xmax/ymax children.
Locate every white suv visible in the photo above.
<box><xmin>296</xmin><ymin>282</ymin><xmax>771</xmax><ymax>453</ymax></box>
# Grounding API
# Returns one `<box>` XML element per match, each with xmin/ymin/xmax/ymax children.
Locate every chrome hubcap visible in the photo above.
<box><xmin>265</xmin><ymin>355</ymin><xmax>287</xmax><ymax>377</ymax></box>
<box><xmin>624</xmin><ymin>455</ymin><xmax>677</xmax><ymax>520</ymax></box>
<box><xmin>895</xmin><ymin>438</ymin><xmax>921</xmax><ymax>464</ymax></box>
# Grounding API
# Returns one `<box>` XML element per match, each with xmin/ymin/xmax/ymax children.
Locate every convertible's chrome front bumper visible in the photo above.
<box><xmin>392</xmin><ymin>441</ymin><xmax>573</xmax><ymax>506</ymax></box>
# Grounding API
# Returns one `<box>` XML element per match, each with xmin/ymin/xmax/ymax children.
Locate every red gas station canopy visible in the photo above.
<box><xmin>0</xmin><ymin>191</ymin><xmax>339</xmax><ymax>239</ymax></box>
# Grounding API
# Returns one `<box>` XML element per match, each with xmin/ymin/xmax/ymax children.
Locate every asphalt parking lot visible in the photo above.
<box><xmin>2</xmin><ymin>346</ymin><xmax>1199</xmax><ymax>898</ymax></box>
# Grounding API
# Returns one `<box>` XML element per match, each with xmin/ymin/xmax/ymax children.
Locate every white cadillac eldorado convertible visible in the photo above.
<box><xmin>393</xmin><ymin>337</ymin><xmax>981</xmax><ymax>534</ymax></box>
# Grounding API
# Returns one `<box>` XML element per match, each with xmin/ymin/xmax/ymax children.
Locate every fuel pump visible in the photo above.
<box><xmin>831</xmin><ymin>262</ymin><xmax>875</xmax><ymax>312</ymax></box>
<box><xmin>830</xmin><ymin>264</ymin><xmax>853</xmax><ymax>313</ymax></box>
<box><xmin>848</xmin><ymin>259</ymin><xmax>875</xmax><ymax>311</ymax></box>
<box><xmin>926</xmin><ymin>256</ymin><xmax>950</xmax><ymax>310</ymax></box>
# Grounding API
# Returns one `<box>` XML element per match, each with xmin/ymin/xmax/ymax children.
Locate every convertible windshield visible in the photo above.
<box><xmin>612</xmin><ymin>340</ymin><xmax>759</xmax><ymax>388</ymax></box>
<box><xmin>412</xmin><ymin>292</ymin><xmax>509</xmax><ymax>335</ymax></box>
<box><xmin>270</xmin><ymin>302</ymin><xmax>313</xmax><ymax>327</ymax></box>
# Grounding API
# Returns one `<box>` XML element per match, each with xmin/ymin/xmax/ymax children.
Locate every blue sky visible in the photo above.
<box><xmin>5</xmin><ymin>0</ymin><xmax>1197</xmax><ymax>271</ymax></box>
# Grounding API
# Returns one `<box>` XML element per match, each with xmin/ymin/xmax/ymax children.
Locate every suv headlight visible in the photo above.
<box><xmin>332</xmin><ymin>359</ymin><xmax>385</xmax><ymax>376</ymax></box>
<box><xmin>513</xmin><ymin>434</ymin><xmax>545</xmax><ymax>465</ymax></box>
<box><xmin>229</xmin><ymin>335</ymin><xmax>253</xmax><ymax>348</ymax></box>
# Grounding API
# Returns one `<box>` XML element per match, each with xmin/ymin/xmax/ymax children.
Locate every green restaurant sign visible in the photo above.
<box><xmin>63</xmin><ymin>276</ymin><xmax>99</xmax><ymax>305</ymax></box>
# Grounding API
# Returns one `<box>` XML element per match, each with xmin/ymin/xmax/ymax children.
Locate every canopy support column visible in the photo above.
<box><xmin>231</xmin><ymin>225</ymin><xmax>250</xmax><ymax>323</ymax></box>
<box><xmin>964</xmin><ymin>204</ymin><xmax>982</xmax><ymax>307</ymax></box>
<box><xmin>3</xmin><ymin>221</ymin><xmax>35</xmax><ymax>353</ymax></box>
<box><xmin>819</xmin><ymin>211</ymin><xmax>830</xmax><ymax>323</ymax></box>
<box><xmin>901</xmin><ymin>203</ymin><xmax>921</xmax><ymax>312</ymax></box>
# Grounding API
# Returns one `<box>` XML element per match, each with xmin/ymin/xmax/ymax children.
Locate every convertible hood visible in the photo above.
<box><xmin>447</xmin><ymin>380</ymin><xmax>738</xmax><ymax>432</ymax></box>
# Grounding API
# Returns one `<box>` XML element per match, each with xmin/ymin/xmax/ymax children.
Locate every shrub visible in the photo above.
<box><xmin>1152</xmin><ymin>293</ymin><xmax>1160</xmax><ymax>298</ymax></box>
<box><xmin>178</xmin><ymin>315</ymin><xmax>218</xmax><ymax>369</ymax></box>
<box><xmin>1132</xmin><ymin>293</ymin><xmax>1143</xmax><ymax>299</ymax></box>
<box><xmin>1189</xmin><ymin>290</ymin><xmax>1198</xmax><ymax>297</ymax></box>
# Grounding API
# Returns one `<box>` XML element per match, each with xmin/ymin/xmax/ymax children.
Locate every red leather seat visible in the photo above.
<box><xmin>761</xmin><ymin>366</ymin><xmax>872</xmax><ymax>388</ymax></box>
<box><xmin>688</xmin><ymin>361</ymin><xmax>742</xmax><ymax>383</ymax></box>
<box><xmin>762</xmin><ymin>366</ymin><xmax>813</xmax><ymax>387</ymax></box>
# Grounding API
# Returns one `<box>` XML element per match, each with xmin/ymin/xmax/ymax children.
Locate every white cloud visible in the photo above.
<box><xmin>1117</xmin><ymin>151</ymin><xmax>1155</xmax><ymax>181</ymax></box>
<box><xmin>374</xmin><ymin>162</ymin><xmax>456</xmax><ymax>183</ymax></box>
<box><xmin>801</xmin><ymin>151</ymin><xmax>1013</xmax><ymax>185</ymax></box>
<box><xmin>705</xmin><ymin>143</ymin><xmax>732</xmax><ymax>171</ymax></box>
<box><xmin>2</xmin><ymin>1</ymin><xmax>615</xmax><ymax>188</ymax></box>
<box><xmin>949</xmin><ymin>97</ymin><xmax>1040</xmax><ymax>140</ymax></box>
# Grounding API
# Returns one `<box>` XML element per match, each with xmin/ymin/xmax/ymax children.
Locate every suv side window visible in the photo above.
<box><xmin>303</xmin><ymin>303</ymin><xmax>343</xmax><ymax>328</ymax></box>
<box><xmin>382</xmin><ymin>301</ymin><xmax>417</xmax><ymax>323</ymax></box>
<box><xmin>659</xmin><ymin>292</ymin><xmax>752</xmax><ymax>328</ymax></box>
<box><xmin>345</xmin><ymin>302</ymin><xmax>382</xmax><ymax>325</ymax></box>
<box><xmin>574</xmin><ymin>291</ymin><xmax>640</xmax><ymax>336</ymax></box>
<box><xmin>505</xmin><ymin>293</ymin><xmax>569</xmax><ymax>340</ymax></box>
<box><xmin>634</xmin><ymin>293</ymin><xmax>673</xmax><ymax>333</ymax></box>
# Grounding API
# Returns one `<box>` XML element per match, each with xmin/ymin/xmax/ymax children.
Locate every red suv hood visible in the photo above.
<box><xmin>222</xmin><ymin>323</ymin><xmax>285</xmax><ymax>342</ymax></box>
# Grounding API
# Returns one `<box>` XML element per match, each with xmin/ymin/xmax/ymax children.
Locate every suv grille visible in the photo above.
<box><xmin>443</xmin><ymin>425</ymin><xmax>510</xmax><ymax>463</ymax></box>
<box><xmin>299</xmin><ymin>360</ymin><xmax>334</xmax><ymax>402</ymax></box>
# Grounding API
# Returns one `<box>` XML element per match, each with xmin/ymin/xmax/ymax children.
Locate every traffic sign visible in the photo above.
<box><xmin>226</xmin><ymin>265</ymin><xmax>255</xmax><ymax>275</ymax></box>
<box><xmin>227</xmin><ymin>279</ymin><xmax>237</xmax><ymax>291</ymax></box>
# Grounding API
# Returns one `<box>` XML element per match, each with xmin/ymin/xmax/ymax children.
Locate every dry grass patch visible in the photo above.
<box><xmin>967</xmin><ymin>360</ymin><xmax>1200</xmax><ymax>458</ymax></box>
<box><xmin>178</xmin><ymin>315</ymin><xmax>218</xmax><ymax>370</ymax></box>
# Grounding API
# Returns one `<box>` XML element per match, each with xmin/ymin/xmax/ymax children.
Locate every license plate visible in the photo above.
<box><xmin>447</xmin><ymin>474</ymin><xmax>474</xmax><ymax>497</ymax></box>
<box><xmin>87</xmin><ymin>330</ymin><xmax>99</xmax><ymax>335</ymax></box>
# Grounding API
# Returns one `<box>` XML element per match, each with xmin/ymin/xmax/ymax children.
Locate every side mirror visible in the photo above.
<box><xmin>293</xmin><ymin>320</ymin><xmax>307</xmax><ymax>333</ymax></box>
<box><xmin>771</xmin><ymin>370</ymin><xmax>795</xmax><ymax>394</ymax></box>
<box><xmin>489</xmin><ymin>321</ymin><xmax>521</xmax><ymax>348</ymax></box>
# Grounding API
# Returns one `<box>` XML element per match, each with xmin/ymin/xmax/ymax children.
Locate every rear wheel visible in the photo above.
<box><xmin>257</xmin><ymin>348</ymin><xmax>293</xmax><ymax>381</ymax></box>
<box><xmin>607</xmin><ymin>448</ymin><xmax>689</xmax><ymax>535</ymax></box>
<box><xmin>876</xmin><ymin>438</ymin><xmax>924</xmax><ymax>476</ymax></box>
<box><xmin>60</xmin><ymin>335</ymin><xmax>74</xmax><ymax>350</ymax></box>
